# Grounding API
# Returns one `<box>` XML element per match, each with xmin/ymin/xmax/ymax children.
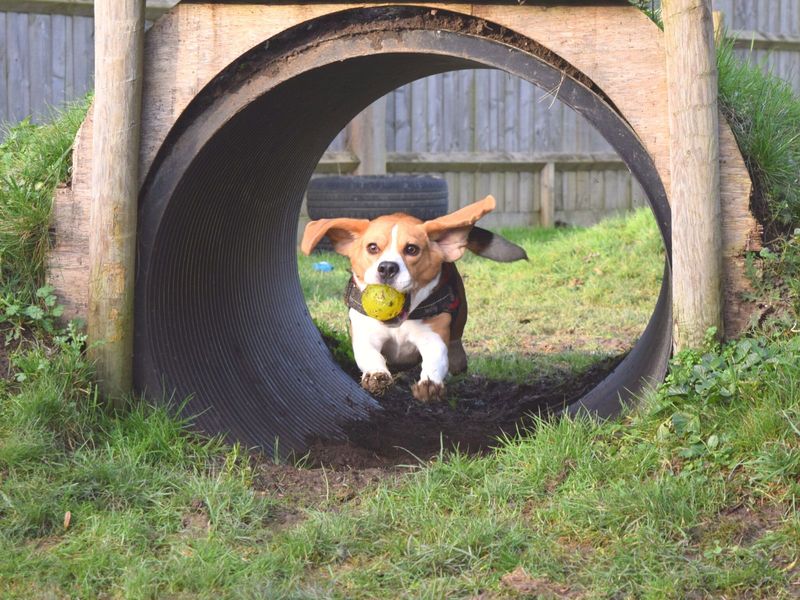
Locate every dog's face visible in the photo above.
<box><xmin>301</xmin><ymin>195</ymin><xmax>496</xmax><ymax>292</ymax></box>
<box><xmin>344</xmin><ymin>214</ymin><xmax>444</xmax><ymax>293</ymax></box>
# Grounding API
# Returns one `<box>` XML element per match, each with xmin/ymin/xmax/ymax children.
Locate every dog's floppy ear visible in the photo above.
<box><xmin>423</xmin><ymin>195</ymin><xmax>496</xmax><ymax>262</ymax></box>
<box><xmin>301</xmin><ymin>218</ymin><xmax>370</xmax><ymax>256</ymax></box>
<box><xmin>467</xmin><ymin>227</ymin><xmax>528</xmax><ymax>262</ymax></box>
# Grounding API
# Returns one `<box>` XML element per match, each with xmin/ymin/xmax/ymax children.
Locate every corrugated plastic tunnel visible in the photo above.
<box><xmin>135</xmin><ymin>6</ymin><xmax>673</xmax><ymax>458</ymax></box>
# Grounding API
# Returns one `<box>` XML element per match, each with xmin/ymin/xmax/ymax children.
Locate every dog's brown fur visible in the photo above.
<box><xmin>301</xmin><ymin>196</ymin><xmax>495</xmax><ymax>401</ymax></box>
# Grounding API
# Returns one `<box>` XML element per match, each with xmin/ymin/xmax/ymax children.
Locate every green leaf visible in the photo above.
<box><xmin>35</xmin><ymin>285</ymin><xmax>55</xmax><ymax>299</ymax></box>
<box><xmin>24</xmin><ymin>305</ymin><xmax>45</xmax><ymax>320</ymax></box>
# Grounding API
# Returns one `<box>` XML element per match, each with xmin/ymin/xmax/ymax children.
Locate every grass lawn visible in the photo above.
<box><xmin>2</xmin><ymin>207</ymin><xmax>799</xmax><ymax>597</ymax></box>
<box><xmin>1</xmin><ymin>302</ymin><xmax>799</xmax><ymax>598</ymax></box>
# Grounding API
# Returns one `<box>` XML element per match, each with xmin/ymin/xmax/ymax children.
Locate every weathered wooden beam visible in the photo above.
<box><xmin>729</xmin><ymin>29</ymin><xmax>800</xmax><ymax>52</ymax></box>
<box><xmin>539</xmin><ymin>161</ymin><xmax>556</xmax><ymax>228</ymax></box>
<box><xmin>312</xmin><ymin>150</ymin><xmax>628</xmax><ymax>176</ymax></box>
<box><xmin>0</xmin><ymin>0</ymin><xmax>175</xmax><ymax>20</ymax></box>
<box><xmin>314</xmin><ymin>151</ymin><xmax>360</xmax><ymax>174</ymax></box>
<box><xmin>88</xmin><ymin>0</ymin><xmax>145</xmax><ymax>399</ymax></box>
<box><xmin>663</xmin><ymin>0</ymin><xmax>724</xmax><ymax>349</ymax></box>
<box><xmin>385</xmin><ymin>151</ymin><xmax>627</xmax><ymax>173</ymax></box>
<box><xmin>712</xmin><ymin>10</ymin><xmax>724</xmax><ymax>45</ymax></box>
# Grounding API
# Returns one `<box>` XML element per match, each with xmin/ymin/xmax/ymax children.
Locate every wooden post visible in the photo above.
<box><xmin>539</xmin><ymin>161</ymin><xmax>556</xmax><ymax>227</ymax></box>
<box><xmin>348</xmin><ymin>97</ymin><xmax>387</xmax><ymax>175</ymax></box>
<box><xmin>663</xmin><ymin>0</ymin><xmax>724</xmax><ymax>349</ymax></box>
<box><xmin>712</xmin><ymin>10</ymin><xmax>725</xmax><ymax>44</ymax></box>
<box><xmin>88</xmin><ymin>0</ymin><xmax>145</xmax><ymax>398</ymax></box>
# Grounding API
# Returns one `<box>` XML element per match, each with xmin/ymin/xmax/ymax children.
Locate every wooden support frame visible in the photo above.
<box><xmin>87</xmin><ymin>0</ymin><xmax>145</xmax><ymax>398</ymax></box>
<box><xmin>664</xmin><ymin>0</ymin><xmax>724</xmax><ymax>349</ymax></box>
<box><xmin>348</xmin><ymin>98</ymin><xmax>388</xmax><ymax>175</ymax></box>
<box><xmin>47</xmin><ymin>1</ymin><xmax>762</xmax><ymax>346</ymax></box>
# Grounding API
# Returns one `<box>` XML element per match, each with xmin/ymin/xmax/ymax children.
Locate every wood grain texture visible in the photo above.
<box><xmin>7</xmin><ymin>12</ymin><xmax>30</xmax><ymax>123</ymax></box>
<box><xmin>540</xmin><ymin>161</ymin><xmax>556</xmax><ymax>227</ymax></box>
<box><xmin>72</xmin><ymin>16</ymin><xmax>93</xmax><ymax>96</ymax></box>
<box><xmin>47</xmin><ymin>114</ymin><xmax>92</xmax><ymax>322</ymax></box>
<box><xmin>48</xmin><ymin>1</ymin><xmax>757</xmax><ymax>336</ymax></box>
<box><xmin>664</xmin><ymin>0</ymin><xmax>724</xmax><ymax>348</ymax></box>
<box><xmin>349</xmin><ymin>97</ymin><xmax>387</xmax><ymax>175</ymax></box>
<box><xmin>0</xmin><ymin>12</ymin><xmax>8</xmax><ymax>121</ymax></box>
<box><xmin>28</xmin><ymin>13</ymin><xmax>51</xmax><ymax>121</ymax></box>
<box><xmin>87</xmin><ymin>0</ymin><xmax>145</xmax><ymax>398</ymax></box>
<box><xmin>50</xmin><ymin>13</ymin><xmax>67</xmax><ymax>108</ymax></box>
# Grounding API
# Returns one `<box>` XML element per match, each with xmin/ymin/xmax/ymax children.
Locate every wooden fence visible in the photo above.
<box><xmin>318</xmin><ymin>68</ymin><xmax>651</xmax><ymax>228</ymax></box>
<box><xmin>2</xmin><ymin>0</ymin><xmax>799</xmax><ymax>227</ymax></box>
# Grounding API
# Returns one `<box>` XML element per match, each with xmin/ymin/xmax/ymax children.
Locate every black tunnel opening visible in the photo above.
<box><xmin>136</xmin><ymin>7</ymin><xmax>673</xmax><ymax>458</ymax></box>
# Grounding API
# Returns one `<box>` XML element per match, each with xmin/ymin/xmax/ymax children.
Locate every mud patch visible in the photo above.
<box><xmin>180</xmin><ymin>499</ymin><xmax>211</xmax><ymax>537</ymax></box>
<box><xmin>498</xmin><ymin>565</ymin><xmax>582</xmax><ymax>599</ymax></box>
<box><xmin>309</xmin><ymin>349</ymin><xmax>624</xmax><ymax>468</ymax></box>
<box><xmin>0</xmin><ymin>339</ymin><xmax>10</xmax><ymax>380</ymax></box>
<box><xmin>253</xmin><ymin>460</ymin><xmax>396</xmax><ymax>527</ymax></box>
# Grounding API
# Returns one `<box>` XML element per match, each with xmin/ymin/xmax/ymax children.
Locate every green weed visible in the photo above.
<box><xmin>717</xmin><ymin>39</ymin><xmax>800</xmax><ymax>231</ymax></box>
<box><xmin>1</xmin><ymin>284</ymin><xmax>65</xmax><ymax>343</ymax></box>
<box><xmin>0</xmin><ymin>99</ymin><xmax>88</xmax><ymax>298</ymax></box>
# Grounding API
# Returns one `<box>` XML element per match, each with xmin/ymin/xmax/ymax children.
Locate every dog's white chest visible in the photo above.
<box><xmin>349</xmin><ymin>309</ymin><xmax>436</xmax><ymax>367</ymax></box>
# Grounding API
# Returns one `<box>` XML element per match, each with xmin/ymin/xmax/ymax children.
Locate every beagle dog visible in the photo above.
<box><xmin>301</xmin><ymin>195</ymin><xmax>525</xmax><ymax>402</ymax></box>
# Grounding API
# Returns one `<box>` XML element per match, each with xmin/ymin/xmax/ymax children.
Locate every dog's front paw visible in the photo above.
<box><xmin>411</xmin><ymin>379</ymin><xmax>445</xmax><ymax>403</ymax></box>
<box><xmin>361</xmin><ymin>371</ymin><xmax>394</xmax><ymax>396</ymax></box>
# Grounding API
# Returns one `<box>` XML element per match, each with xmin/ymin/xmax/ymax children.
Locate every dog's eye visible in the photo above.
<box><xmin>366</xmin><ymin>243</ymin><xmax>380</xmax><ymax>255</ymax></box>
<box><xmin>404</xmin><ymin>244</ymin><xmax>420</xmax><ymax>257</ymax></box>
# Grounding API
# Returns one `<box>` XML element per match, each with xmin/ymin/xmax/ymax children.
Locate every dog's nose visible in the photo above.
<box><xmin>377</xmin><ymin>261</ymin><xmax>399</xmax><ymax>281</ymax></box>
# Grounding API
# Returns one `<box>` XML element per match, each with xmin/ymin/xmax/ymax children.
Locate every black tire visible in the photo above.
<box><xmin>307</xmin><ymin>175</ymin><xmax>449</xmax><ymax>221</ymax></box>
<box><xmin>306</xmin><ymin>175</ymin><xmax>449</xmax><ymax>251</ymax></box>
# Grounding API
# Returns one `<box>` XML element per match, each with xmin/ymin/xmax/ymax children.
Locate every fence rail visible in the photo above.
<box><xmin>730</xmin><ymin>30</ymin><xmax>800</xmax><ymax>51</ymax></box>
<box><xmin>315</xmin><ymin>150</ymin><xmax>630</xmax><ymax>227</ymax></box>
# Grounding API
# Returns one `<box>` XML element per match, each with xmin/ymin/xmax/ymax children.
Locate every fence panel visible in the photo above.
<box><xmin>1</xmin><ymin>11</ymin><xmax>94</xmax><ymax>128</ymax></box>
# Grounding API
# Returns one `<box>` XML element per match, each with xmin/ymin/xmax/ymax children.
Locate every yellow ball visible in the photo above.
<box><xmin>361</xmin><ymin>284</ymin><xmax>407</xmax><ymax>321</ymax></box>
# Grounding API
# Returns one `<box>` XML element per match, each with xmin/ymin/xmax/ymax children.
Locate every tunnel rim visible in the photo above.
<box><xmin>136</xmin><ymin>5</ymin><xmax>673</xmax><ymax>455</ymax></box>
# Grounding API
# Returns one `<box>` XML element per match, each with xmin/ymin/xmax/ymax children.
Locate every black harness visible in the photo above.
<box><xmin>345</xmin><ymin>269</ymin><xmax>461</xmax><ymax>327</ymax></box>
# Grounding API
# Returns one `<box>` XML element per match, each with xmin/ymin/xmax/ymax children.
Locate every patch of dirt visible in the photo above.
<box><xmin>0</xmin><ymin>340</ymin><xmax>10</xmax><ymax>379</ymax></box>
<box><xmin>253</xmin><ymin>459</ymin><xmax>397</xmax><ymax>528</ymax></box>
<box><xmin>250</xmin><ymin>354</ymin><xmax>619</xmax><ymax>526</ymax></box>
<box><xmin>180</xmin><ymin>499</ymin><xmax>211</xmax><ymax>537</ymax></box>
<box><xmin>694</xmin><ymin>501</ymin><xmax>787</xmax><ymax>548</ymax></box>
<box><xmin>308</xmin><ymin>351</ymin><xmax>624</xmax><ymax>469</ymax></box>
<box><xmin>495</xmin><ymin>566</ymin><xmax>582</xmax><ymax>599</ymax></box>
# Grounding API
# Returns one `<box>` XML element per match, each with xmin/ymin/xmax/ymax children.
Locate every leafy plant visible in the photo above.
<box><xmin>0</xmin><ymin>99</ymin><xmax>88</xmax><ymax>297</ymax></box>
<box><xmin>665</xmin><ymin>334</ymin><xmax>771</xmax><ymax>406</ymax></box>
<box><xmin>743</xmin><ymin>229</ymin><xmax>800</xmax><ymax>332</ymax></box>
<box><xmin>650</xmin><ymin>330</ymin><xmax>777</xmax><ymax>471</ymax></box>
<box><xmin>1</xmin><ymin>284</ymin><xmax>65</xmax><ymax>343</ymax></box>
